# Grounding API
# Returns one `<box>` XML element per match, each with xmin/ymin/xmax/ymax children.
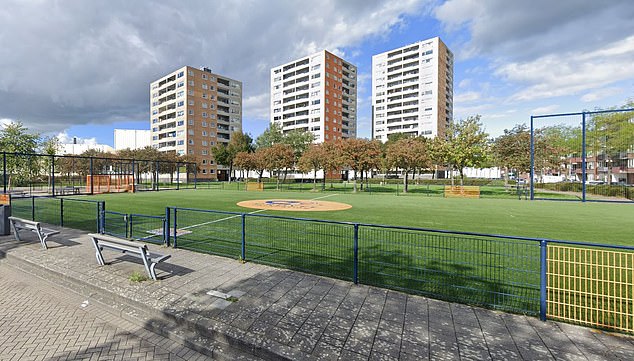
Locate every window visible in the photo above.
<box><xmin>202</xmin><ymin>74</ymin><xmax>207</xmax><ymax>80</ymax></box>
<box><xmin>188</xmin><ymin>119</ymin><xmax>194</xmax><ymax>125</ymax></box>
<box><xmin>188</xmin><ymin>150</ymin><xmax>193</xmax><ymax>154</ymax></box>
<box><xmin>188</xmin><ymin>69</ymin><xmax>194</xmax><ymax>76</ymax></box>
<box><xmin>177</xmin><ymin>120</ymin><xmax>184</xmax><ymax>126</ymax></box>
<box><xmin>188</xmin><ymin>100</ymin><xmax>194</xmax><ymax>105</ymax></box>
<box><xmin>177</xmin><ymin>101</ymin><xmax>184</xmax><ymax>107</ymax></box>
<box><xmin>188</xmin><ymin>90</ymin><xmax>194</xmax><ymax>95</ymax></box>
<box><xmin>177</xmin><ymin>81</ymin><xmax>184</xmax><ymax>88</ymax></box>
<box><xmin>177</xmin><ymin>91</ymin><xmax>184</xmax><ymax>97</ymax></box>
<box><xmin>201</xmin><ymin>169</ymin><xmax>207</xmax><ymax>174</ymax></box>
<box><xmin>202</xmin><ymin>121</ymin><xmax>207</xmax><ymax>127</ymax></box>
<box><xmin>152</xmin><ymin>136</ymin><xmax>158</xmax><ymax>140</ymax></box>
<box><xmin>202</xmin><ymin>150</ymin><xmax>208</xmax><ymax>155</ymax></box>
<box><xmin>177</xmin><ymin>110</ymin><xmax>184</xmax><ymax>116</ymax></box>
<box><xmin>202</xmin><ymin>112</ymin><xmax>208</xmax><ymax>118</ymax></box>
<box><xmin>202</xmin><ymin>159</ymin><xmax>207</xmax><ymax>164</ymax></box>
<box><xmin>202</xmin><ymin>131</ymin><xmax>208</xmax><ymax>136</ymax></box>
<box><xmin>188</xmin><ymin>129</ymin><xmax>194</xmax><ymax>135</ymax></box>
<box><xmin>188</xmin><ymin>80</ymin><xmax>194</xmax><ymax>86</ymax></box>
<box><xmin>311</xmin><ymin>73</ymin><xmax>320</xmax><ymax>79</ymax></box>
<box><xmin>202</xmin><ymin>83</ymin><xmax>208</xmax><ymax>90</ymax></box>
<box><xmin>202</xmin><ymin>141</ymin><xmax>208</xmax><ymax>146</ymax></box>
<box><xmin>312</xmin><ymin>100</ymin><xmax>320</xmax><ymax>105</ymax></box>
<box><xmin>188</xmin><ymin>139</ymin><xmax>194</xmax><ymax>144</ymax></box>
<box><xmin>202</xmin><ymin>93</ymin><xmax>207</xmax><ymax>99</ymax></box>
<box><xmin>188</xmin><ymin>110</ymin><xmax>194</xmax><ymax>115</ymax></box>
<box><xmin>177</xmin><ymin>140</ymin><xmax>184</xmax><ymax>145</ymax></box>
<box><xmin>202</xmin><ymin>103</ymin><xmax>208</xmax><ymax>109</ymax></box>
<box><xmin>178</xmin><ymin>71</ymin><xmax>184</xmax><ymax>78</ymax></box>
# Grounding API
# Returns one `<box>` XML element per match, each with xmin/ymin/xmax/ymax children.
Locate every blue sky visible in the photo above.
<box><xmin>1</xmin><ymin>1</ymin><xmax>633</xmax><ymax>147</ymax></box>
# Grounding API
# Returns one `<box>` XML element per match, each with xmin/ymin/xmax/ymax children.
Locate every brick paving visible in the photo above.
<box><xmin>0</xmin><ymin>261</ymin><xmax>210</xmax><ymax>361</ymax></box>
<box><xmin>1</xmin><ymin>227</ymin><xmax>634</xmax><ymax>360</ymax></box>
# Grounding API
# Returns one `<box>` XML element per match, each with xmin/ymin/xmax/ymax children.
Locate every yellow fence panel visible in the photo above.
<box><xmin>547</xmin><ymin>245</ymin><xmax>634</xmax><ymax>333</ymax></box>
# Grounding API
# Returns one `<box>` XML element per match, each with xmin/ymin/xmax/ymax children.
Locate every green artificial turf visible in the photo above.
<box><xmin>88</xmin><ymin>188</ymin><xmax>634</xmax><ymax>246</ymax></box>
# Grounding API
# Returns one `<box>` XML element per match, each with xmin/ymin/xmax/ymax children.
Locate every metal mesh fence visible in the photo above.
<box><xmin>532</xmin><ymin>109</ymin><xmax>634</xmax><ymax>202</ymax></box>
<box><xmin>245</xmin><ymin>215</ymin><xmax>355</xmax><ymax>281</ymax></box>
<box><xmin>358</xmin><ymin>226</ymin><xmax>540</xmax><ymax>314</ymax></box>
<box><xmin>171</xmin><ymin>208</ymin><xmax>243</xmax><ymax>257</ymax></box>
<box><xmin>2</xmin><ymin>152</ymin><xmax>196</xmax><ymax>196</ymax></box>
<box><xmin>9</xmin><ymin>196</ymin><xmax>101</xmax><ymax>232</ymax></box>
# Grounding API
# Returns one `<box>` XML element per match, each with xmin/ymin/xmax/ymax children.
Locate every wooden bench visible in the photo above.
<box><xmin>88</xmin><ymin>233</ymin><xmax>171</xmax><ymax>280</ymax></box>
<box><xmin>8</xmin><ymin>216</ymin><xmax>61</xmax><ymax>250</ymax></box>
<box><xmin>444</xmin><ymin>185</ymin><xmax>481</xmax><ymax>198</ymax></box>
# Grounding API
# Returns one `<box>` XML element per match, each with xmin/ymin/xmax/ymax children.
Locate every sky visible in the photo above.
<box><xmin>0</xmin><ymin>0</ymin><xmax>633</xmax><ymax>147</ymax></box>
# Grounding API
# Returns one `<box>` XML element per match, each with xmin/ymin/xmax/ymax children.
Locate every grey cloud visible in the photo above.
<box><xmin>0</xmin><ymin>0</ymin><xmax>425</xmax><ymax>133</ymax></box>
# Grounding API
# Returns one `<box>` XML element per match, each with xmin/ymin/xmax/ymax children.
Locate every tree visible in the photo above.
<box><xmin>39</xmin><ymin>136</ymin><xmax>62</xmax><ymax>190</ymax></box>
<box><xmin>282</xmin><ymin>129</ymin><xmax>315</xmax><ymax>161</ymax></box>
<box><xmin>255</xmin><ymin>123</ymin><xmax>284</xmax><ymax>149</ymax></box>
<box><xmin>234</xmin><ymin>151</ymin><xmax>257</xmax><ymax>181</ymax></box>
<box><xmin>338</xmin><ymin>138</ymin><xmax>381</xmax><ymax>192</ymax></box>
<box><xmin>262</xmin><ymin>144</ymin><xmax>294</xmax><ymax>190</ymax></box>
<box><xmin>321</xmin><ymin>141</ymin><xmax>343</xmax><ymax>188</ymax></box>
<box><xmin>297</xmin><ymin>144</ymin><xmax>326</xmax><ymax>191</ymax></box>
<box><xmin>443</xmin><ymin>115</ymin><xmax>490</xmax><ymax>186</ymax></box>
<box><xmin>386</xmin><ymin>137</ymin><xmax>431</xmax><ymax>193</ymax></box>
<box><xmin>492</xmin><ymin>124</ymin><xmax>531</xmax><ymax>185</ymax></box>
<box><xmin>586</xmin><ymin>105</ymin><xmax>634</xmax><ymax>184</ymax></box>
<box><xmin>0</xmin><ymin>122</ymin><xmax>40</xmax><ymax>189</ymax></box>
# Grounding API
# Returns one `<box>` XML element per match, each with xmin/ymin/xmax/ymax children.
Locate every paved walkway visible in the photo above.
<box><xmin>1</xmin><ymin>228</ymin><xmax>633</xmax><ymax>360</ymax></box>
<box><xmin>0</xmin><ymin>262</ymin><xmax>211</xmax><ymax>361</ymax></box>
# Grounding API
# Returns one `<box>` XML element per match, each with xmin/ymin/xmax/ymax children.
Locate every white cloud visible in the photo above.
<box><xmin>580</xmin><ymin>88</ymin><xmax>623</xmax><ymax>103</ymax></box>
<box><xmin>56</xmin><ymin>131</ymin><xmax>99</xmax><ymax>146</ymax></box>
<box><xmin>454</xmin><ymin>91</ymin><xmax>480</xmax><ymax>103</ymax></box>
<box><xmin>496</xmin><ymin>36</ymin><xmax>634</xmax><ymax>102</ymax></box>
<box><xmin>531</xmin><ymin>105</ymin><xmax>559</xmax><ymax>114</ymax></box>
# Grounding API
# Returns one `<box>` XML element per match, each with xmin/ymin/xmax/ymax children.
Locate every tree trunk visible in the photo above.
<box><xmin>504</xmin><ymin>166</ymin><xmax>509</xmax><ymax>187</ymax></box>
<box><xmin>353</xmin><ymin>170</ymin><xmax>358</xmax><ymax>193</ymax></box>
<box><xmin>460</xmin><ymin>168</ymin><xmax>464</xmax><ymax>187</ymax></box>
<box><xmin>313</xmin><ymin>169</ymin><xmax>317</xmax><ymax>191</ymax></box>
<box><xmin>403</xmin><ymin>170</ymin><xmax>409</xmax><ymax>193</ymax></box>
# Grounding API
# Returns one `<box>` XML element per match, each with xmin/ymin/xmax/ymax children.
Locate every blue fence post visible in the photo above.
<box><xmin>353</xmin><ymin>223</ymin><xmax>359</xmax><ymax>284</ymax></box>
<box><xmin>2</xmin><ymin>152</ymin><xmax>6</xmax><ymax>194</ymax></box>
<box><xmin>90</xmin><ymin>157</ymin><xmax>94</xmax><ymax>195</ymax></box>
<box><xmin>539</xmin><ymin>239</ymin><xmax>548</xmax><ymax>321</ymax></box>
<box><xmin>581</xmin><ymin>112</ymin><xmax>587</xmax><ymax>202</ymax></box>
<box><xmin>129</xmin><ymin>214</ymin><xmax>133</xmax><ymax>239</ymax></box>
<box><xmin>31</xmin><ymin>196</ymin><xmax>35</xmax><ymax>221</ymax></box>
<box><xmin>530</xmin><ymin>115</ymin><xmax>535</xmax><ymax>200</ymax></box>
<box><xmin>60</xmin><ymin>198</ymin><xmax>64</xmax><ymax>227</ymax></box>
<box><xmin>241</xmin><ymin>213</ymin><xmax>246</xmax><ymax>262</ymax></box>
<box><xmin>173</xmin><ymin>208</ymin><xmax>178</xmax><ymax>248</ymax></box>
<box><xmin>98</xmin><ymin>201</ymin><xmax>106</xmax><ymax>233</ymax></box>
<box><xmin>165</xmin><ymin>207</ymin><xmax>170</xmax><ymax>247</ymax></box>
<box><xmin>51</xmin><ymin>155</ymin><xmax>55</xmax><ymax>197</ymax></box>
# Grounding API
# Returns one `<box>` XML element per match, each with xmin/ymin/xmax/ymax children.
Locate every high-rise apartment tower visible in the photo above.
<box><xmin>372</xmin><ymin>37</ymin><xmax>453</xmax><ymax>141</ymax></box>
<box><xmin>270</xmin><ymin>50</ymin><xmax>357</xmax><ymax>142</ymax></box>
<box><xmin>150</xmin><ymin>66</ymin><xmax>242</xmax><ymax>180</ymax></box>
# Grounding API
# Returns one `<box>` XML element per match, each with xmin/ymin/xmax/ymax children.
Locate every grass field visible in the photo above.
<box><xmin>88</xmin><ymin>188</ymin><xmax>634</xmax><ymax>246</ymax></box>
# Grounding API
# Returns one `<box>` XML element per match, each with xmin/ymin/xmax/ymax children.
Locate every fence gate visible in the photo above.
<box><xmin>103</xmin><ymin>211</ymin><xmax>166</xmax><ymax>245</ymax></box>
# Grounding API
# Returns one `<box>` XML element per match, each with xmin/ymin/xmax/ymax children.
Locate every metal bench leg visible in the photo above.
<box><xmin>11</xmin><ymin>226</ymin><xmax>22</xmax><ymax>242</ymax></box>
<box><xmin>95</xmin><ymin>249</ymin><xmax>105</xmax><ymax>266</ymax></box>
<box><xmin>39</xmin><ymin>234</ymin><xmax>48</xmax><ymax>250</ymax></box>
<box><xmin>149</xmin><ymin>263</ymin><xmax>158</xmax><ymax>281</ymax></box>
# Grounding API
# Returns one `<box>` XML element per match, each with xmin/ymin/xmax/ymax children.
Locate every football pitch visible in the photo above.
<box><xmin>88</xmin><ymin>188</ymin><xmax>634</xmax><ymax>246</ymax></box>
